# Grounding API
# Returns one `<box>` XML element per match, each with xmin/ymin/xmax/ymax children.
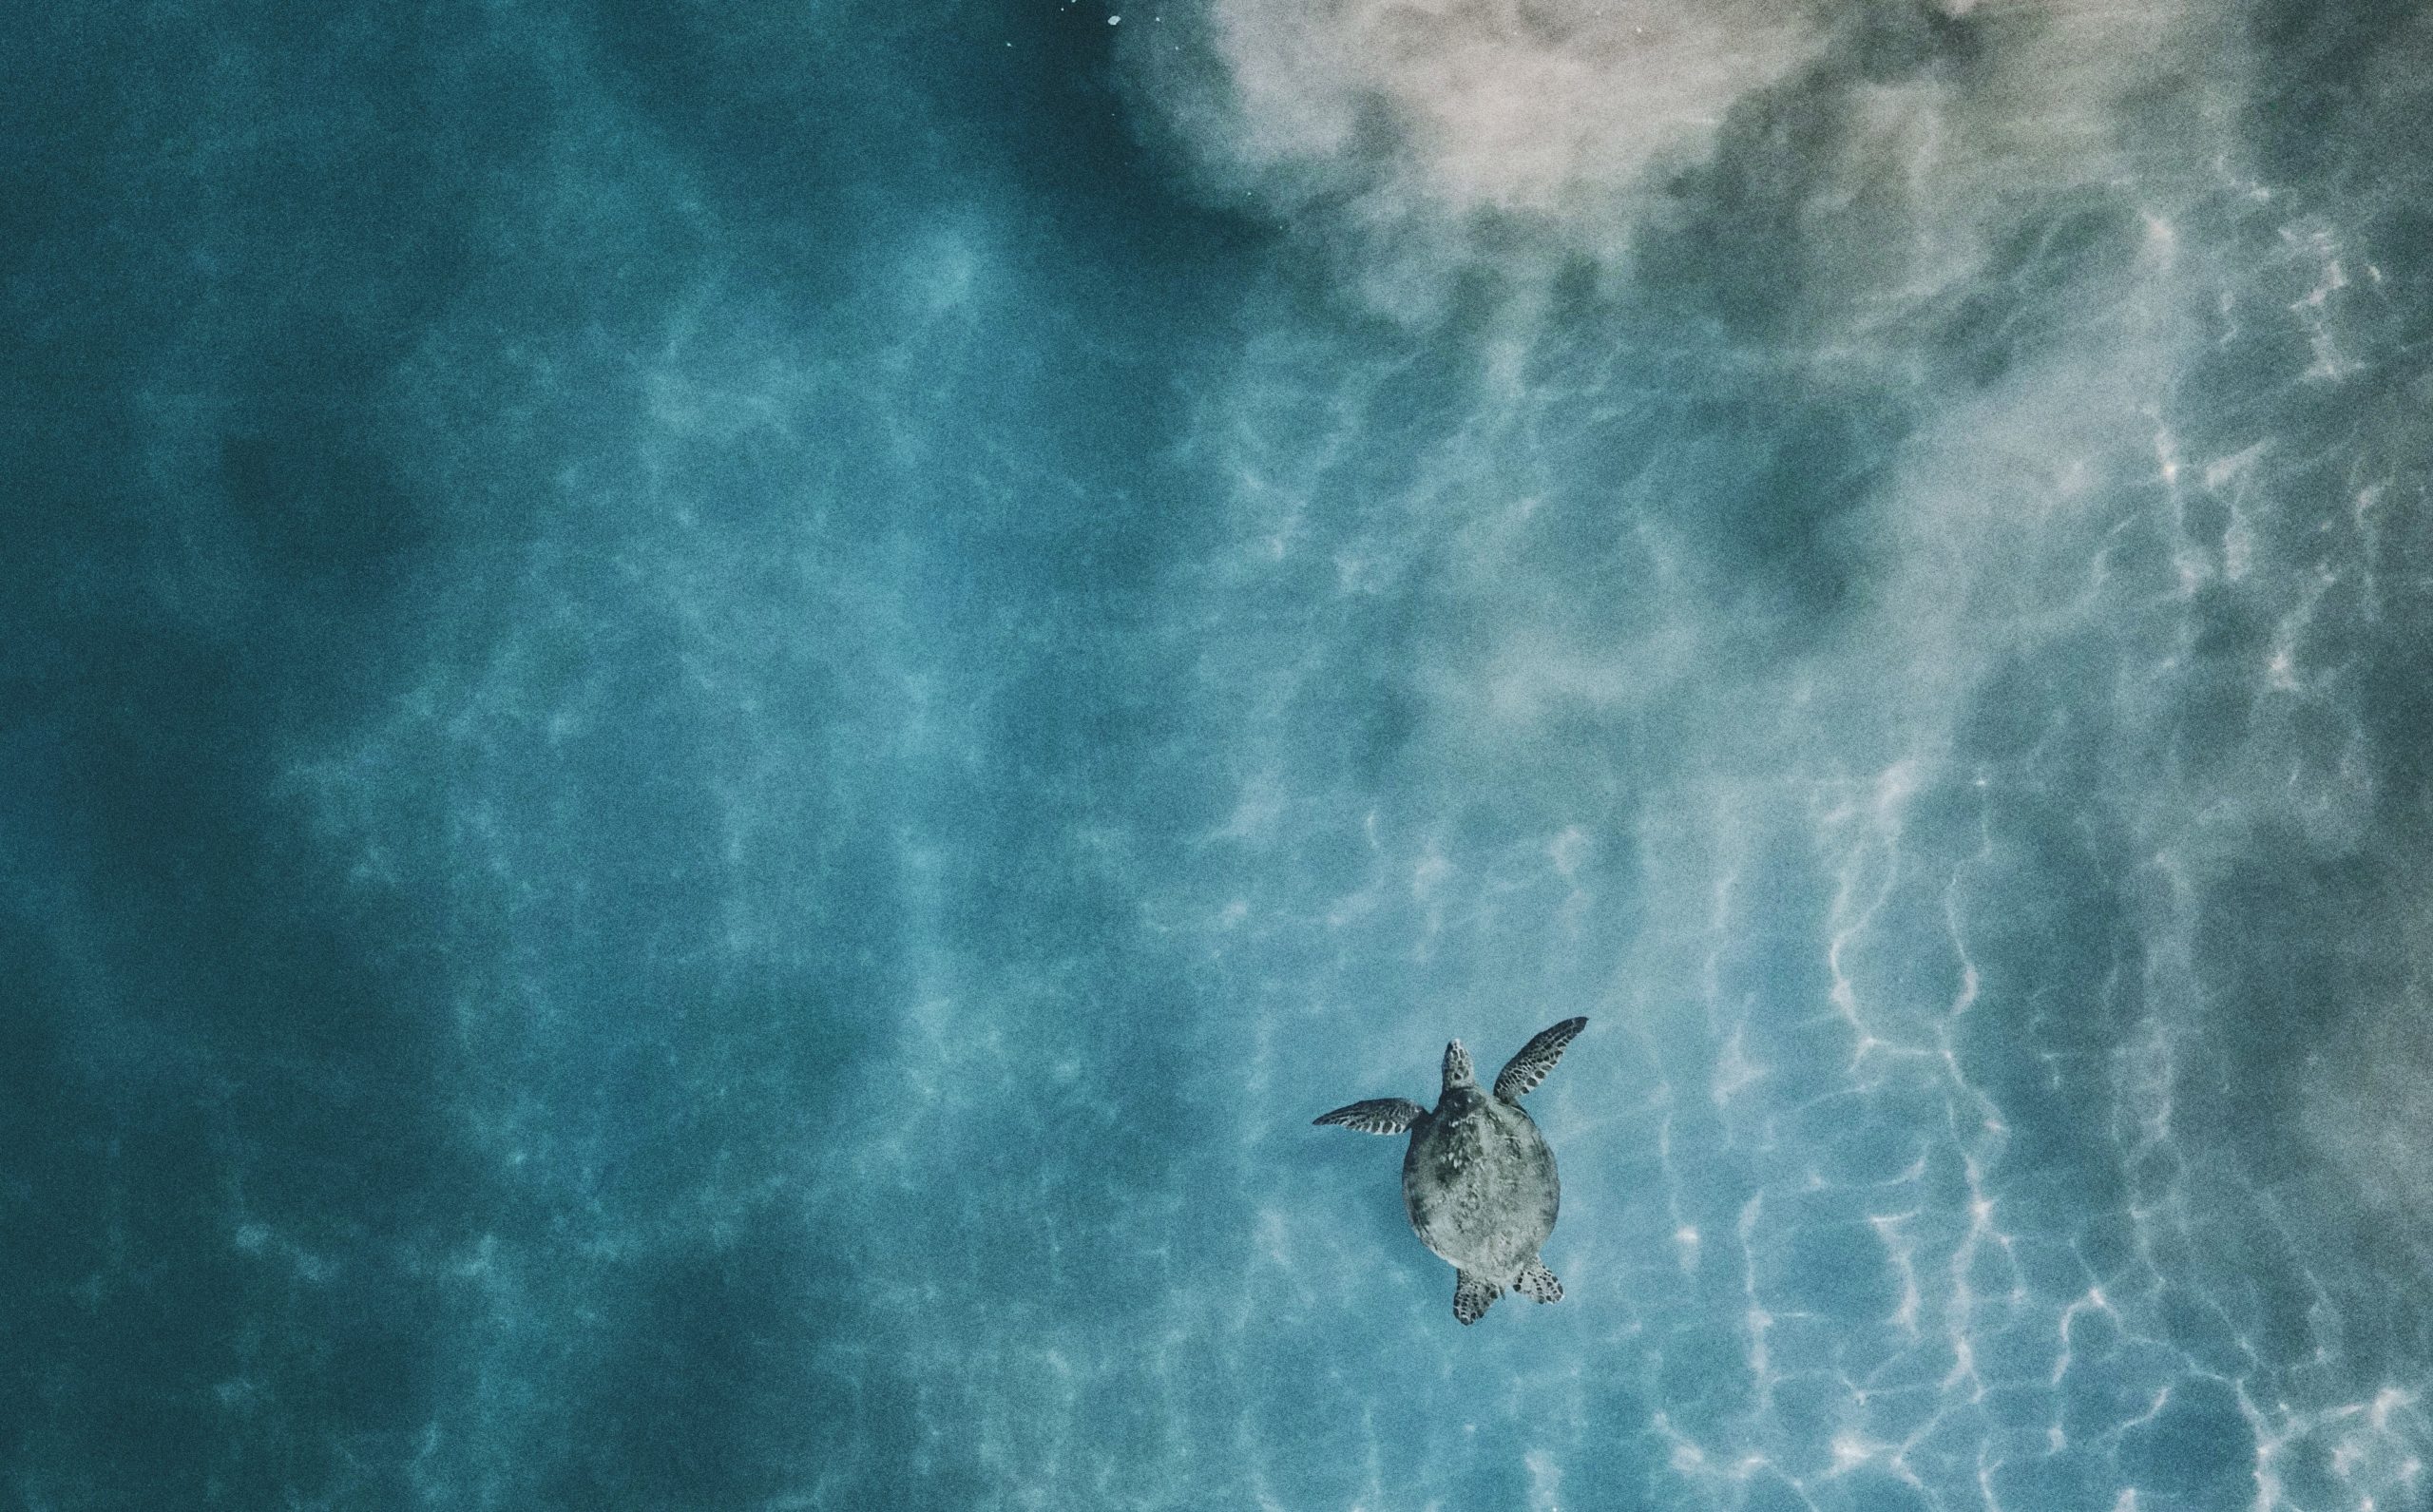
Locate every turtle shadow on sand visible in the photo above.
<box><xmin>1314</xmin><ymin>1018</ymin><xmax>1587</xmax><ymax>1325</ymax></box>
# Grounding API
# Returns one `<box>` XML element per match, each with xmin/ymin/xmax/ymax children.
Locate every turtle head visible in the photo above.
<box><xmin>1442</xmin><ymin>1039</ymin><xmax>1476</xmax><ymax>1090</ymax></box>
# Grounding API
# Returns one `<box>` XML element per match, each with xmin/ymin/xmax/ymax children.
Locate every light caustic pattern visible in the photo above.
<box><xmin>1138</xmin><ymin>3</ymin><xmax>2433</xmax><ymax>1506</ymax></box>
<box><xmin>23</xmin><ymin>2</ymin><xmax>2433</xmax><ymax>1509</ymax></box>
<box><xmin>1166</xmin><ymin>278</ymin><xmax>2433</xmax><ymax>1507</ymax></box>
<box><xmin>1624</xmin><ymin>779</ymin><xmax>2427</xmax><ymax>1512</ymax></box>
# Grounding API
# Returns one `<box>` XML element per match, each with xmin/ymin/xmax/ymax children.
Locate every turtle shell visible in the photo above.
<box><xmin>1402</xmin><ymin>1083</ymin><xmax>1560</xmax><ymax>1285</ymax></box>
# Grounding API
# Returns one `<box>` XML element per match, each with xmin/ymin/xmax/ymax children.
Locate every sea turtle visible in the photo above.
<box><xmin>1314</xmin><ymin>1017</ymin><xmax>1587</xmax><ymax>1325</ymax></box>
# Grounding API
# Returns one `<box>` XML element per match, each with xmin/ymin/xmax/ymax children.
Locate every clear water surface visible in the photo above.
<box><xmin>6</xmin><ymin>2</ymin><xmax>2432</xmax><ymax>1508</ymax></box>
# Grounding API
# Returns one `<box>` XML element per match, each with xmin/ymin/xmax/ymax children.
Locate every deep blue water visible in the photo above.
<box><xmin>8</xmin><ymin>2</ymin><xmax>2433</xmax><ymax>1508</ymax></box>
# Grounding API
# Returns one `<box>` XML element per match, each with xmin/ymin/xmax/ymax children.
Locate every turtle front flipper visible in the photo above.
<box><xmin>1493</xmin><ymin>1017</ymin><xmax>1587</xmax><ymax>1101</ymax></box>
<box><xmin>1453</xmin><ymin>1271</ymin><xmax>1503</xmax><ymax>1325</ymax></box>
<box><xmin>1313</xmin><ymin>1098</ymin><xmax>1426</xmax><ymax>1135</ymax></box>
<box><xmin>1516</xmin><ymin>1257</ymin><xmax>1562</xmax><ymax>1303</ymax></box>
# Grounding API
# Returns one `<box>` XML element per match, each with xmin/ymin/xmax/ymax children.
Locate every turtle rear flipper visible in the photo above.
<box><xmin>1453</xmin><ymin>1271</ymin><xmax>1503</xmax><ymax>1325</ymax></box>
<box><xmin>1516</xmin><ymin>1257</ymin><xmax>1562</xmax><ymax>1303</ymax></box>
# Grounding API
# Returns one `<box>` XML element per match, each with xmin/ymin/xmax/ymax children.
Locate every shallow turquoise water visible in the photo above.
<box><xmin>6</xmin><ymin>2</ymin><xmax>2432</xmax><ymax>1508</ymax></box>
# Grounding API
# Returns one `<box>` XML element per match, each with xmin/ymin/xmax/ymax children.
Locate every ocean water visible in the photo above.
<box><xmin>7</xmin><ymin>2</ymin><xmax>2432</xmax><ymax>1508</ymax></box>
